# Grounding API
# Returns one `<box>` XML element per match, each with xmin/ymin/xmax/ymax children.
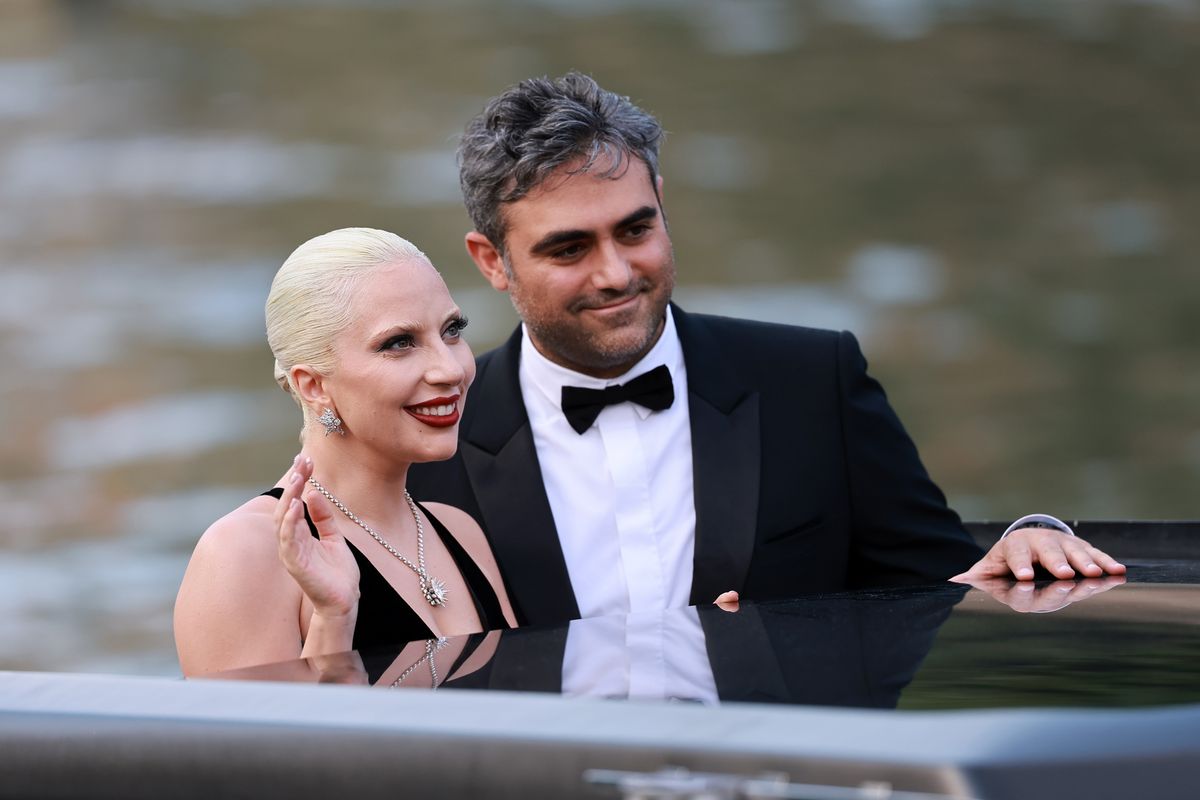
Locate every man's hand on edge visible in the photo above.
<box><xmin>951</xmin><ymin>527</ymin><xmax>1127</xmax><ymax>583</ymax></box>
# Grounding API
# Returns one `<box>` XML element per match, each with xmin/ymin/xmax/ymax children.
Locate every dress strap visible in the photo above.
<box><xmin>413</xmin><ymin>500</ymin><xmax>510</xmax><ymax>632</ymax></box>
<box><xmin>261</xmin><ymin>487</ymin><xmax>319</xmax><ymax>537</ymax></box>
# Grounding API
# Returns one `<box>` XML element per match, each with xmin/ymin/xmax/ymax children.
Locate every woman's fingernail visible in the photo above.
<box><xmin>289</xmin><ymin>471</ymin><xmax>301</xmax><ymax>484</ymax></box>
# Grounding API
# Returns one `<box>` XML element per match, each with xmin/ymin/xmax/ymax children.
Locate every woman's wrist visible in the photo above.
<box><xmin>301</xmin><ymin>604</ymin><xmax>359</xmax><ymax>659</ymax></box>
<box><xmin>310</xmin><ymin>594</ymin><xmax>360</xmax><ymax>622</ymax></box>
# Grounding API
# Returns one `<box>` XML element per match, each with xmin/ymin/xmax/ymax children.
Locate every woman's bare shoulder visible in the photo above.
<box><xmin>175</xmin><ymin>490</ymin><xmax>304</xmax><ymax>676</ymax></box>
<box><xmin>191</xmin><ymin>493</ymin><xmax>283</xmax><ymax>566</ymax></box>
<box><xmin>420</xmin><ymin>502</ymin><xmax>486</xmax><ymax>547</ymax></box>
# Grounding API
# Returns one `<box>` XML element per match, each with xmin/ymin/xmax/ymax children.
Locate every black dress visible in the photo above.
<box><xmin>262</xmin><ymin>488</ymin><xmax>509</xmax><ymax>651</ymax></box>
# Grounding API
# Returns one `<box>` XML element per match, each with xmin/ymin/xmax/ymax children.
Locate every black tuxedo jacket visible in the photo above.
<box><xmin>407</xmin><ymin>305</ymin><xmax>983</xmax><ymax>626</ymax></box>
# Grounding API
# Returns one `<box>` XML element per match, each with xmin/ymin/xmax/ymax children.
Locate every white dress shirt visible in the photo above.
<box><xmin>518</xmin><ymin>306</ymin><xmax>697</xmax><ymax>618</ymax></box>
<box><xmin>520</xmin><ymin>308</ymin><xmax>716</xmax><ymax>700</ymax></box>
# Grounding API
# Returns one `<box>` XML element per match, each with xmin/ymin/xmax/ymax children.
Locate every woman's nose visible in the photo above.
<box><xmin>426</xmin><ymin>340</ymin><xmax>467</xmax><ymax>386</ymax></box>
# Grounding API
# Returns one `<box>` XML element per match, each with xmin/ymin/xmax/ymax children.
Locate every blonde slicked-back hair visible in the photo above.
<box><xmin>265</xmin><ymin>227</ymin><xmax>427</xmax><ymax>430</ymax></box>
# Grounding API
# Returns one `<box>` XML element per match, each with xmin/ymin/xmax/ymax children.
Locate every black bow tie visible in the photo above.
<box><xmin>560</xmin><ymin>365</ymin><xmax>674</xmax><ymax>434</ymax></box>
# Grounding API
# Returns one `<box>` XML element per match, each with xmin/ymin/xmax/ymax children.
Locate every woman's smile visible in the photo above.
<box><xmin>404</xmin><ymin>394</ymin><xmax>462</xmax><ymax>428</ymax></box>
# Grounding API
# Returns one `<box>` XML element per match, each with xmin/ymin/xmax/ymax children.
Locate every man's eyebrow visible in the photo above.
<box><xmin>528</xmin><ymin>206</ymin><xmax>660</xmax><ymax>256</ymax></box>
<box><xmin>529</xmin><ymin>228</ymin><xmax>590</xmax><ymax>256</ymax></box>
<box><xmin>617</xmin><ymin>205</ymin><xmax>659</xmax><ymax>229</ymax></box>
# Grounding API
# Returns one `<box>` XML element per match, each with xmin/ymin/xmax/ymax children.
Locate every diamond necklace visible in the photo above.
<box><xmin>306</xmin><ymin>477</ymin><xmax>448</xmax><ymax>607</ymax></box>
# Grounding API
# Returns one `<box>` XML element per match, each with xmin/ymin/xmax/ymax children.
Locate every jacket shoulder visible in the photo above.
<box><xmin>676</xmin><ymin>308</ymin><xmax>856</xmax><ymax>381</ymax></box>
<box><xmin>678</xmin><ymin>308</ymin><xmax>846</xmax><ymax>347</ymax></box>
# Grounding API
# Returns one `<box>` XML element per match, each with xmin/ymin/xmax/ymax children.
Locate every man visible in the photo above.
<box><xmin>407</xmin><ymin>72</ymin><xmax>1124</xmax><ymax>628</ymax></box>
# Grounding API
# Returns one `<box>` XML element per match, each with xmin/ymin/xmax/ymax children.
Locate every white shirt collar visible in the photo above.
<box><xmin>519</xmin><ymin>305</ymin><xmax>684</xmax><ymax>421</ymax></box>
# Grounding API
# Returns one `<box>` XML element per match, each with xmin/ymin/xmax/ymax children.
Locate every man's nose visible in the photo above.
<box><xmin>590</xmin><ymin>240</ymin><xmax>634</xmax><ymax>291</ymax></box>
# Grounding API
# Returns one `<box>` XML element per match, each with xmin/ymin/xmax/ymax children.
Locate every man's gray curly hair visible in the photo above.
<box><xmin>457</xmin><ymin>71</ymin><xmax>664</xmax><ymax>256</ymax></box>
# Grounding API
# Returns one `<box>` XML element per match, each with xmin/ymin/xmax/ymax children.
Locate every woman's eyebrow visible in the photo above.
<box><xmin>370</xmin><ymin>321</ymin><xmax>423</xmax><ymax>341</ymax></box>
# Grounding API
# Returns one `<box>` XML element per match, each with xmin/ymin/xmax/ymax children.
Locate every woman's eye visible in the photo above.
<box><xmin>444</xmin><ymin>317</ymin><xmax>469</xmax><ymax>339</ymax></box>
<box><xmin>379</xmin><ymin>334</ymin><xmax>414</xmax><ymax>352</ymax></box>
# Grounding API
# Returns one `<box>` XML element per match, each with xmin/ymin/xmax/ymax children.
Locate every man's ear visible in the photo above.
<box><xmin>465</xmin><ymin>232</ymin><xmax>510</xmax><ymax>292</ymax></box>
<box><xmin>654</xmin><ymin>174</ymin><xmax>669</xmax><ymax>228</ymax></box>
<box><xmin>290</xmin><ymin>365</ymin><xmax>331</xmax><ymax>410</ymax></box>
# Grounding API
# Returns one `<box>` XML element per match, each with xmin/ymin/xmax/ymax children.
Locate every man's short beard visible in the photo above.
<box><xmin>504</xmin><ymin>256</ymin><xmax>674</xmax><ymax>376</ymax></box>
<box><xmin>521</xmin><ymin>298</ymin><xmax>669</xmax><ymax>374</ymax></box>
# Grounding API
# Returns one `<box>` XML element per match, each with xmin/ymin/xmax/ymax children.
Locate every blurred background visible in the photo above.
<box><xmin>1</xmin><ymin>0</ymin><xmax>1197</xmax><ymax>675</ymax></box>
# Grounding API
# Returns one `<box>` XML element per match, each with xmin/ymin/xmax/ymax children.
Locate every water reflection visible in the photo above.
<box><xmin>3</xmin><ymin>136</ymin><xmax>461</xmax><ymax>207</ymax></box>
<box><xmin>204</xmin><ymin>577</ymin><xmax>1200</xmax><ymax>710</ymax></box>
<box><xmin>2</xmin><ymin>258</ymin><xmax>269</xmax><ymax>364</ymax></box>
<box><xmin>1</xmin><ymin>0</ymin><xmax>1198</xmax><ymax>675</ymax></box>
<box><xmin>211</xmin><ymin>590</ymin><xmax>966</xmax><ymax>709</ymax></box>
<box><xmin>49</xmin><ymin>390</ymin><xmax>289</xmax><ymax>469</ymax></box>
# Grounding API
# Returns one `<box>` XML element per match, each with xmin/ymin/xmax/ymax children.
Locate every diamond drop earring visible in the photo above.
<box><xmin>318</xmin><ymin>408</ymin><xmax>344</xmax><ymax>436</ymax></box>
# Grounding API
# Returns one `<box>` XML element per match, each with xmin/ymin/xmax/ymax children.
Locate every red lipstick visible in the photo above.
<box><xmin>403</xmin><ymin>395</ymin><xmax>461</xmax><ymax>428</ymax></box>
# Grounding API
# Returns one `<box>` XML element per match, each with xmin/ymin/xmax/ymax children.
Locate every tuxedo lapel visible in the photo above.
<box><xmin>459</xmin><ymin>329</ymin><xmax>580</xmax><ymax>626</ymax></box>
<box><xmin>674</xmin><ymin>306</ymin><xmax>761</xmax><ymax>605</ymax></box>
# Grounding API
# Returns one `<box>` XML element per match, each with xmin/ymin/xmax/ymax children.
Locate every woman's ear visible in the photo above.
<box><xmin>289</xmin><ymin>365</ymin><xmax>331</xmax><ymax>410</ymax></box>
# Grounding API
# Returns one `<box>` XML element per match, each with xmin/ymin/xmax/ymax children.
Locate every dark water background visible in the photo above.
<box><xmin>1</xmin><ymin>0</ymin><xmax>1197</xmax><ymax>675</ymax></box>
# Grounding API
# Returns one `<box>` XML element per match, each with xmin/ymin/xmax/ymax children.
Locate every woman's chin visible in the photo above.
<box><xmin>409</xmin><ymin>439</ymin><xmax>460</xmax><ymax>465</ymax></box>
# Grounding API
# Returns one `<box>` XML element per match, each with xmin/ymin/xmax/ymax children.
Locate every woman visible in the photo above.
<box><xmin>175</xmin><ymin>228</ymin><xmax>517</xmax><ymax>677</ymax></box>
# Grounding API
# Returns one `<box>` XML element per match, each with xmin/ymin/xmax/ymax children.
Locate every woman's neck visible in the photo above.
<box><xmin>300</xmin><ymin>438</ymin><xmax>413</xmax><ymax>531</ymax></box>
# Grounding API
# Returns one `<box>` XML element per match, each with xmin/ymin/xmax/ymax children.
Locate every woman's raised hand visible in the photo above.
<box><xmin>274</xmin><ymin>455</ymin><xmax>361</xmax><ymax>623</ymax></box>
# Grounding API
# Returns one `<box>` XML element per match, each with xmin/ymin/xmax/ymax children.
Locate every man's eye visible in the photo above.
<box><xmin>553</xmin><ymin>243</ymin><xmax>586</xmax><ymax>260</ymax></box>
<box><xmin>625</xmin><ymin>224</ymin><xmax>651</xmax><ymax>238</ymax></box>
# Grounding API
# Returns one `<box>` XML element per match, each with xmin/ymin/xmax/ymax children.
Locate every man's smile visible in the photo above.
<box><xmin>583</xmin><ymin>292</ymin><xmax>641</xmax><ymax>314</ymax></box>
